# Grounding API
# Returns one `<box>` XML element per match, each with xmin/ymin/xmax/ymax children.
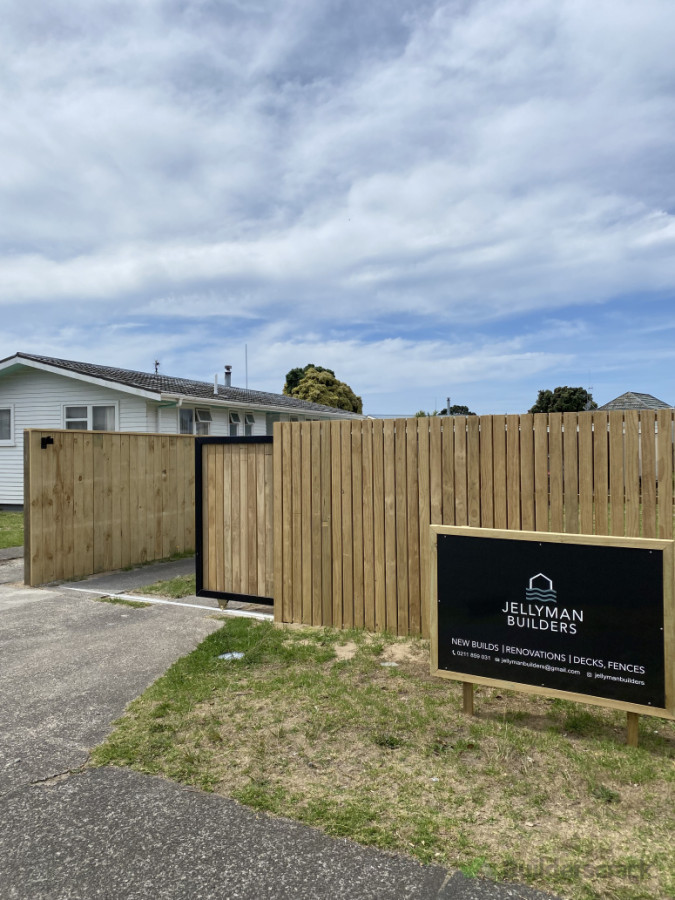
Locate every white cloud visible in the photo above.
<box><xmin>1</xmin><ymin>0</ymin><xmax>675</xmax><ymax>411</ymax></box>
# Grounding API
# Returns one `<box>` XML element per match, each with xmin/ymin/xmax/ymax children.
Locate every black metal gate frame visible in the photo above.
<box><xmin>195</xmin><ymin>436</ymin><xmax>274</xmax><ymax>606</ymax></box>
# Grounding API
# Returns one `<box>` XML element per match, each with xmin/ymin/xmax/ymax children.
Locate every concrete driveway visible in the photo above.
<box><xmin>0</xmin><ymin>567</ymin><xmax>221</xmax><ymax>795</ymax></box>
<box><xmin>0</xmin><ymin>555</ymin><xmax>558</xmax><ymax>900</ymax></box>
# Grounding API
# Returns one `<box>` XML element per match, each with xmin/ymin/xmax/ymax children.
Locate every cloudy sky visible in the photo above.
<box><xmin>2</xmin><ymin>0</ymin><xmax>675</xmax><ymax>414</ymax></box>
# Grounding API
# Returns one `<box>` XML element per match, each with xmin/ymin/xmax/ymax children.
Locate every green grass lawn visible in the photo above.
<box><xmin>0</xmin><ymin>511</ymin><xmax>23</xmax><ymax>549</ymax></box>
<box><xmin>92</xmin><ymin>620</ymin><xmax>675</xmax><ymax>900</ymax></box>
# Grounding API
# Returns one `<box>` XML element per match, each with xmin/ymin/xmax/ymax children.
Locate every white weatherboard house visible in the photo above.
<box><xmin>0</xmin><ymin>352</ymin><xmax>360</xmax><ymax>507</ymax></box>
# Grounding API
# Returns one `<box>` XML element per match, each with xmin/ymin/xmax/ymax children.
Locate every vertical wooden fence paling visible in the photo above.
<box><xmin>274</xmin><ymin>411</ymin><xmax>675</xmax><ymax>637</ymax></box>
<box><xmin>25</xmin><ymin>429</ymin><xmax>196</xmax><ymax>587</ymax></box>
<box><xmin>657</xmin><ymin>409</ymin><xmax>673</xmax><ymax>540</ymax></box>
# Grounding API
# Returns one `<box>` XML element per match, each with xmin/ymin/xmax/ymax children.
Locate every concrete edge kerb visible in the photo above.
<box><xmin>63</xmin><ymin>586</ymin><xmax>273</xmax><ymax>621</ymax></box>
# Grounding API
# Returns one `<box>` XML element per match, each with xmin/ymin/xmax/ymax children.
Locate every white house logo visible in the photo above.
<box><xmin>501</xmin><ymin>574</ymin><xmax>583</xmax><ymax>635</ymax></box>
<box><xmin>525</xmin><ymin>573</ymin><xmax>556</xmax><ymax>604</ymax></box>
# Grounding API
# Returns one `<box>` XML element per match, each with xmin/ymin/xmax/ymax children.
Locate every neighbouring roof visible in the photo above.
<box><xmin>599</xmin><ymin>391</ymin><xmax>672</xmax><ymax>411</ymax></box>
<box><xmin>0</xmin><ymin>352</ymin><xmax>360</xmax><ymax>418</ymax></box>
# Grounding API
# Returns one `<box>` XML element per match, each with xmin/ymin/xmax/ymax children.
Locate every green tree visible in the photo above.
<box><xmin>283</xmin><ymin>364</ymin><xmax>335</xmax><ymax>395</ymax></box>
<box><xmin>416</xmin><ymin>405</ymin><xmax>476</xmax><ymax>416</ymax></box>
<box><xmin>528</xmin><ymin>386</ymin><xmax>597</xmax><ymax>414</ymax></box>
<box><xmin>284</xmin><ymin>365</ymin><xmax>363</xmax><ymax>414</ymax></box>
<box><xmin>441</xmin><ymin>404</ymin><xmax>476</xmax><ymax>416</ymax></box>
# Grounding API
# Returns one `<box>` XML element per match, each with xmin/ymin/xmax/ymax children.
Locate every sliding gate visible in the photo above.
<box><xmin>195</xmin><ymin>437</ymin><xmax>274</xmax><ymax>605</ymax></box>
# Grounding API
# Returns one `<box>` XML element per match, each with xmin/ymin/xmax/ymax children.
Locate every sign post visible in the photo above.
<box><xmin>462</xmin><ymin>682</ymin><xmax>474</xmax><ymax>716</ymax></box>
<box><xmin>430</xmin><ymin>526</ymin><xmax>675</xmax><ymax>744</ymax></box>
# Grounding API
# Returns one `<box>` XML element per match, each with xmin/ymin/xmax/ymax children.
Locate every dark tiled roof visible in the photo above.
<box><xmin>8</xmin><ymin>353</ymin><xmax>359</xmax><ymax>417</ymax></box>
<box><xmin>599</xmin><ymin>391</ymin><xmax>672</xmax><ymax>411</ymax></box>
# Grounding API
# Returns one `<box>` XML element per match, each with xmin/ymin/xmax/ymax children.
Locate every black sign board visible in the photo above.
<box><xmin>431</xmin><ymin>527</ymin><xmax>674</xmax><ymax>718</ymax></box>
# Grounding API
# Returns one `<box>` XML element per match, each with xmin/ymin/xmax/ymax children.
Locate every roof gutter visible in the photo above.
<box><xmin>158</xmin><ymin>393</ymin><xmax>361</xmax><ymax>419</ymax></box>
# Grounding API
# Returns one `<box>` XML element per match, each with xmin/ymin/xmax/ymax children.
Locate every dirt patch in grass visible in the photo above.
<box><xmin>380</xmin><ymin>639</ymin><xmax>429</xmax><ymax>673</ymax></box>
<box><xmin>92</xmin><ymin>621</ymin><xmax>675</xmax><ymax>900</ymax></box>
<box><xmin>333</xmin><ymin>641</ymin><xmax>359</xmax><ymax>661</ymax></box>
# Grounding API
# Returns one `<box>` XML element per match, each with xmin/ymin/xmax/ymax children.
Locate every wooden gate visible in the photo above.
<box><xmin>195</xmin><ymin>437</ymin><xmax>274</xmax><ymax>605</ymax></box>
<box><xmin>24</xmin><ymin>429</ymin><xmax>195</xmax><ymax>586</ymax></box>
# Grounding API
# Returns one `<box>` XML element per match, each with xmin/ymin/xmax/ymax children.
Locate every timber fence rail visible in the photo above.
<box><xmin>273</xmin><ymin>411</ymin><xmax>675</xmax><ymax>637</ymax></box>
<box><xmin>24</xmin><ymin>429</ymin><xmax>195</xmax><ymax>586</ymax></box>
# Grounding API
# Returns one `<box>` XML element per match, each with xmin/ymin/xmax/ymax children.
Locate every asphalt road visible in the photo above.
<box><xmin>0</xmin><ymin>556</ymin><xmax>559</xmax><ymax>900</ymax></box>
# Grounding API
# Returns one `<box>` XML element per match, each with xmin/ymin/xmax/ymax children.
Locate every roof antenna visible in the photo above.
<box><xmin>154</xmin><ymin>359</ymin><xmax>160</xmax><ymax>374</ymax></box>
<box><xmin>584</xmin><ymin>384</ymin><xmax>594</xmax><ymax>411</ymax></box>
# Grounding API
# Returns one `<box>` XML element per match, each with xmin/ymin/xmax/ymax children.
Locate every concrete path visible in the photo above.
<box><xmin>0</xmin><ymin>557</ymin><xmax>559</xmax><ymax>900</ymax></box>
<box><xmin>66</xmin><ymin>555</ymin><xmax>197</xmax><ymax>593</ymax></box>
<box><xmin>0</xmin><ymin>556</ymin><xmax>24</xmax><ymax>585</ymax></box>
<box><xmin>0</xmin><ymin>574</ymin><xmax>221</xmax><ymax>795</ymax></box>
<box><xmin>0</xmin><ymin>544</ymin><xmax>23</xmax><ymax>561</ymax></box>
<box><xmin>64</xmin><ymin>556</ymin><xmax>273</xmax><ymax>617</ymax></box>
<box><xmin>1</xmin><ymin>767</ymin><xmax>556</xmax><ymax>900</ymax></box>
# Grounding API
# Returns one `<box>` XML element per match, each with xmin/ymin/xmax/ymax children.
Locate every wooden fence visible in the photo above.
<box><xmin>25</xmin><ymin>411</ymin><xmax>675</xmax><ymax>617</ymax></box>
<box><xmin>197</xmin><ymin>438</ymin><xmax>274</xmax><ymax>601</ymax></box>
<box><xmin>24</xmin><ymin>430</ymin><xmax>195</xmax><ymax>586</ymax></box>
<box><xmin>273</xmin><ymin>411</ymin><xmax>675</xmax><ymax>636</ymax></box>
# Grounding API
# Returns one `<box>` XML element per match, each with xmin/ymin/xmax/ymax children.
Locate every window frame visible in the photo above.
<box><xmin>0</xmin><ymin>404</ymin><xmax>14</xmax><ymax>446</ymax></box>
<box><xmin>62</xmin><ymin>402</ymin><xmax>118</xmax><ymax>432</ymax></box>
<box><xmin>229</xmin><ymin>412</ymin><xmax>241</xmax><ymax>437</ymax></box>
<box><xmin>244</xmin><ymin>413</ymin><xmax>255</xmax><ymax>436</ymax></box>
<box><xmin>179</xmin><ymin>408</ymin><xmax>194</xmax><ymax>435</ymax></box>
<box><xmin>194</xmin><ymin>408</ymin><xmax>212</xmax><ymax>436</ymax></box>
<box><xmin>178</xmin><ymin>407</ymin><xmax>214</xmax><ymax>436</ymax></box>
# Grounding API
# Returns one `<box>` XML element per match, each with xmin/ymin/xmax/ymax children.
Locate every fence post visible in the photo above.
<box><xmin>23</xmin><ymin>430</ymin><xmax>32</xmax><ymax>586</ymax></box>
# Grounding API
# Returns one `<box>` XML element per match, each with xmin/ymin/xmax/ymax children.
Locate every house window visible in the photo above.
<box><xmin>195</xmin><ymin>408</ymin><xmax>212</xmax><ymax>436</ymax></box>
<box><xmin>64</xmin><ymin>405</ymin><xmax>116</xmax><ymax>431</ymax></box>
<box><xmin>65</xmin><ymin>406</ymin><xmax>88</xmax><ymax>429</ymax></box>
<box><xmin>0</xmin><ymin>406</ymin><xmax>13</xmax><ymax>445</ymax></box>
<box><xmin>179</xmin><ymin>408</ymin><xmax>212</xmax><ymax>435</ymax></box>
<box><xmin>289</xmin><ymin>416</ymin><xmax>299</xmax><ymax>422</ymax></box>
<box><xmin>266</xmin><ymin>413</ymin><xmax>280</xmax><ymax>436</ymax></box>
<box><xmin>244</xmin><ymin>413</ymin><xmax>255</xmax><ymax>436</ymax></box>
<box><xmin>229</xmin><ymin>412</ymin><xmax>240</xmax><ymax>436</ymax></box>
<box><xmin>92</xmin><ymin>406</ymin><xmax>115</xmax><ymax>431</ymax></box>
<box><xmin>179</xmin><ymin>409</ymin><xmax>194</xmax><ymax>434</ymax></box>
